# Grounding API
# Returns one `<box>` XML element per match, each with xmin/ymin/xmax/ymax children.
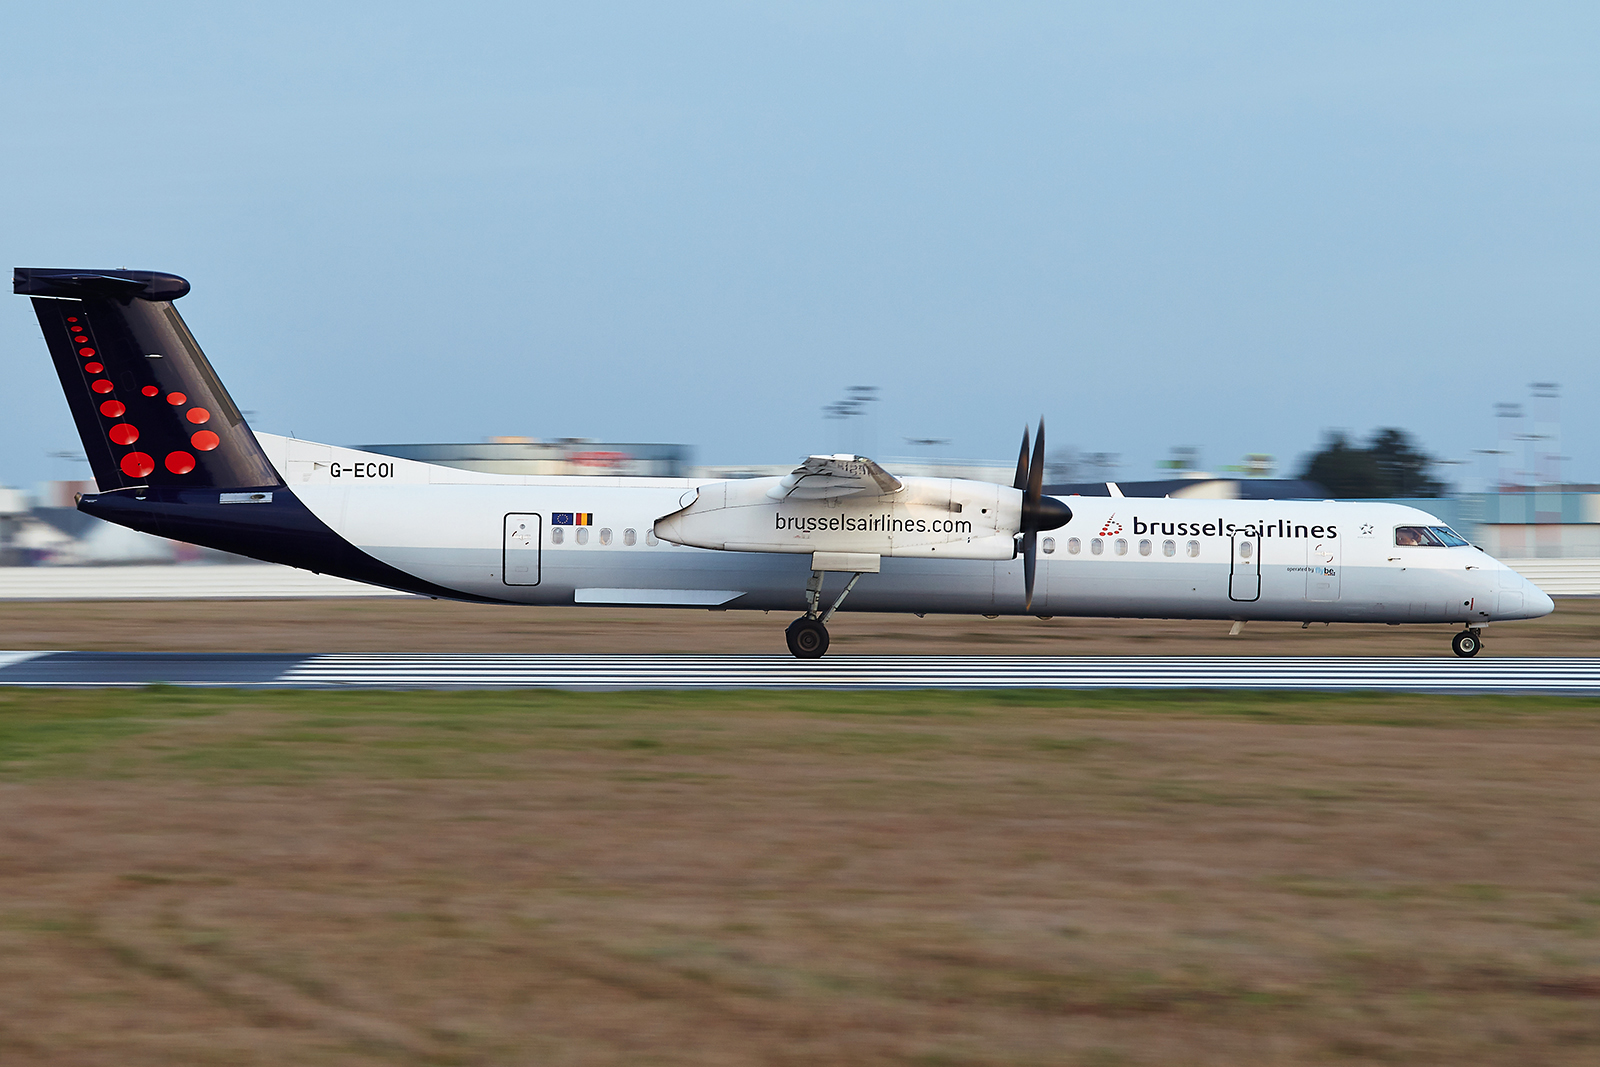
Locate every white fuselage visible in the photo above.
<box><xmin>259</xmin><ymin>434</ymin><xmax>1554</xmax><ymax>624</ymax></box>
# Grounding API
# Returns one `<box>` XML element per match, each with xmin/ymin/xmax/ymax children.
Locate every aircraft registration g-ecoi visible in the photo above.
<box><xmin>15</xmin><ymin>267</ymin><xmax>1554</xmax><ymax>658</ymax></box>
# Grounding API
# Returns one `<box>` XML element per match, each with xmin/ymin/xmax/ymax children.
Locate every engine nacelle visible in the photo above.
<box><xmin>653</xmin><ymin>476</ymin><xmax>1023</xmax><ymax>560</ymax></box>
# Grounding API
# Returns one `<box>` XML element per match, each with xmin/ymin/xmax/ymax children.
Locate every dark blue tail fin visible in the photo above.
<box><xmin>15</xmin><ymin>268</ymin><xmax>282</xmax><ymax>491</ymax></box>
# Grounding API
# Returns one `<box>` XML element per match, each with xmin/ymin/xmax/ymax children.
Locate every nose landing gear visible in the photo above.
<box><xmin>1451</xmin><ymin>628</ymin><xmax>1482</xmax><ymax>658</ymax></box>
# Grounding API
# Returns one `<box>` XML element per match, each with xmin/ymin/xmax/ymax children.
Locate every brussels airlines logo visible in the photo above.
<box><xmin>1100</xmin><ymin>515</ymin><xmax>1123</xmax><ymax>536</ymax></box>
<box><xmin>1129</xmin><ymin>516</ymin><xmax>1338</xmax><ymax>539</ymax></box>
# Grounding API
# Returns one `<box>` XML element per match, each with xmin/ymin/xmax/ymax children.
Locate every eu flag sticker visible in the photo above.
<box><xmin>552</xmin><ymin>513</ymin><xmax>574</xmax><ymax>526</ymax></box>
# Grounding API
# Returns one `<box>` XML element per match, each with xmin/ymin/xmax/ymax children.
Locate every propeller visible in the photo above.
<box><xmin>1013</xmin><ymin>418</ymin><xmax>1073</xmax><ymax>611</ymax></box>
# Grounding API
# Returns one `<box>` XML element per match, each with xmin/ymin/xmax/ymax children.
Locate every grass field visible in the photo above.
<box><xmin>2</xmin><ymin>688</ymin><xmax>1598</xmax><ymax>1065</ymax></box>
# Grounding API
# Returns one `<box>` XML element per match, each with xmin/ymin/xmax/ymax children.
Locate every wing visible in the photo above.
<box><xmin>766</xmin><ymin>454</ymin><xmax>904</xmax><ymax>500</ymax></box>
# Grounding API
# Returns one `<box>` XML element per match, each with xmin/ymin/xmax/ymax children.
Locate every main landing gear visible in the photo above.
<box><xmin>1451</xmin><ymin>628</ymin><xmax>1483</xmax><ymax>658</ymax></box>
<box><xmin>785</xmin><ymin>568</ymin><xmax>867</xmax><ymax>659</ymax></box>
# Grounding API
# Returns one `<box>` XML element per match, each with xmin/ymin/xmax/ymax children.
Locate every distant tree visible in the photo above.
<box><xmin>1367</xmin><ymin>428</ymin><xmax>1446</xmax><ymax>496</ymax></box>
<box><xmin>1301</xmin><ymin>432</ymin><xmax>1381</xmax><ymax>497</ymax></box>
<box><xmin>1299</xmin><ymin>428</ymin><xmax>1446</xmax><ymax>498</ymax></box>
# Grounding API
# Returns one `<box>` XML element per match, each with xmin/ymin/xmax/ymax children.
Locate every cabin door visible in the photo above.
<box><xmin>1229</xmin><ymin>532</ymin><xmax>1261</xmax><ymax>602</ymax></box>
<box><xmin>503</xmin><ymin>513</ymin><xmax>542</xmax><ymax>586</ymax></box>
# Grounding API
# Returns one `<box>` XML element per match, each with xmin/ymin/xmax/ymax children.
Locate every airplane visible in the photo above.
<box><xmin>14</xmin><ymin>267</ymin><xmax>1554</xmax><ymax>659</ymax></box>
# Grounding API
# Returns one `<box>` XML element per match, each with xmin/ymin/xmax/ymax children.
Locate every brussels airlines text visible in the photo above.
<box><xmin>1130</xmin><ymin>517</ymin><xmax>1338</xmax><ymax>539</ymax></box>
<box><xmin>776</xmin><ymin>514</ymin><xmax>972</xmax><ymax>534</ymax></box>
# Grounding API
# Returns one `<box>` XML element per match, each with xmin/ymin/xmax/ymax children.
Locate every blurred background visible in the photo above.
<box><xmin>3</xmin><ymin>3</ymin><xmax>1598</xmax><ymax>589</ymax></box>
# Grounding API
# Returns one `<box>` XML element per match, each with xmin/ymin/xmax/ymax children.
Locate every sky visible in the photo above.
<box><xmin>3</xmin><ymin>2</ymin><xmax>1597</xmax><ymax>491</ymax></box>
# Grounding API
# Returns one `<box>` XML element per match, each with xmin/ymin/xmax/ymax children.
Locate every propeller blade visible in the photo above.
<box><xmin>1013</xmin><ymin>426</ymin><xmax>1031</xmax><ymax>492</ymax></box>
<box><xmin>1022</xmin><ymin>530</ymin><xmax>1037</xmax><ymax>612</ymax></box>
<box><xmin>1009</xmin><ymin>418</ymin><xmax>1063</xmax><ymax>611</ymax></box>
<box><xmin>1027</xmin><ymin>418</ymin><xmax>1046</xmax><ymax>508</ymax></box>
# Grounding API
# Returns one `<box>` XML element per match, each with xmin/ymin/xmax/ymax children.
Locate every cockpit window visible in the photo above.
<box><xmin>1394</xmin><ymin>526</ymin><xmax>1445</xmax><ymax>547</ymax></box>
<box><xmin>1429</xmin><ymin>526</ymin><xmax>1470</xmax><ymax>547</ymax></box>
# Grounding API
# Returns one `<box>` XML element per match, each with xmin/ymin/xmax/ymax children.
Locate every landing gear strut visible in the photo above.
<box><xmin>1451</xmin><ymin>628</ymin><xmax>1482</xmax><ymax>658</ymax></box>
<box><xmin>785</xmin><ymin>568</ymin><xmax>866</xmax><ymax>659</ymax></box>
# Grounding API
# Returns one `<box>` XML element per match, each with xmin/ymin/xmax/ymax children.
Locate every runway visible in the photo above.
<box><xmin>3</xmin><ymin>651</ymin><xmax>1600</xmax><ymax>692</ymax></box>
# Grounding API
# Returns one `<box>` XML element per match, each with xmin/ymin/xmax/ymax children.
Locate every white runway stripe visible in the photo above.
<box><xmin>0</xmin><ymin>651</ymin><xmax>47</xmax><ymax>672</ymax></box>
<box><xmin>275</xmin><ymin>655</ymin><xmax>1600</xmax><ymax>692</ymax></box>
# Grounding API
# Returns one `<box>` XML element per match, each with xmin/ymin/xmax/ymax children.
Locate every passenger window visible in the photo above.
<box><xmin>1186</xmin><ymin>539</ymin><xmax>1200</xmax><ymax>557</ymax></box>
<box><xmin>1138</xmin><ymin>539</ymin><xmax>1152</xmax><ymax>556</ymax></box>
<box><xmin>1091</xmin><ymin>538</ymin><xmax>1103</xmax><ymax>555</ymax></box>
<box><xmin>1239</xmin><ymin>541</ymin><xmax>1252</xmax><ymax>559</ymax></box>
<box><xmin>1163</xmin><ymin>539</ymin><xmax>1176</xmax><ymax>557</ymax></box>
<box><xmin>1042</xmin><ymin>537</ymin><xmax>1055</xmax><ymax>554</ymax></box>
<box><xmin>645</xmin><ymin>530</ymin><xmax>659</xmax><ymax>546</ymax></box>
<box><xmin>1394</xmin><ymin>526</ymin><xmax>1444</xmax><ymax>547</ymax></box>
<box><xmin>550</xmin><ymin>526</ymin><xmax>564</xmax><ymax>545</ymax></box>
<box><xmin>623</xmin><ymin>528</ymin><xmax>637</xmax><ymax>546</ymax></box>
<box><xmin>1114</xmin><ymin>538</ymin><xmax>1128</xmax><ymax>556</ymax></box>
<box><xmin>1429</xmin><ymin>525</ymin><xmax>1469</xmax><ymax>547</ymax></box>
<box><xmin>576</xmin><ymin>527</ymin><xmax>589</xmax><ymax>545</ymax></box>
<box><xmin>1067</xmin><ymin>537</ymin><xmax>1081</xmax><ymax>555</ymax></box>
<box><xmin>599</xmin><ymin>528</ymin><xmax>613</xmax><ymax>545</ymax></box>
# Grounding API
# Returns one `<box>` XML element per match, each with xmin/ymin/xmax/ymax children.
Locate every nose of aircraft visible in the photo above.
<box><xmin>1523</xmin><ymin>576</ymin><xmax>1555</xmax><ymax>619</ymax></box>
<box><xmin>1485</xmin><ymin>565</ymin><xmax>1555</xmax><ymax>621</ymax></box>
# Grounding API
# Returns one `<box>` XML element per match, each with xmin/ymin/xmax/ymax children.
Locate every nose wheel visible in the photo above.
<box><xmin>1451</xmin><ymin>628</ymin><xmax>1482</xmax><ymax>658</ymax></box>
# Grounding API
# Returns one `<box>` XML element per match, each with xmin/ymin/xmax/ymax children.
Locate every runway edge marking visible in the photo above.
<box><xmin>268</xmin><ymin>654</ymin><xmax>1600</xmax><ymax>694</ymax></box>
<box><xmin>4</xmin><ymin>652</ymin><xmax>1600</xmax><ymax>693</ymax></box>
<box><xmin>0</xmin><ymin>651</ymin><xmax>51</xmax><ymax>674</ymax></box>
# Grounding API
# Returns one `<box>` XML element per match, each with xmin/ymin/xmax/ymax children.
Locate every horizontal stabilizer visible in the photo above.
<box><xmin>14</xmin><ymin>268</ymin><xmax>191</xmax><ymax>302</ymax></box>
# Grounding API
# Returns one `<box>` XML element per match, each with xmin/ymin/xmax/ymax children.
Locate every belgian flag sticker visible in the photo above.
<box><xmin>552</xmin><ymin>513</ymin><xmax>593</xmax><ymax>526</ymax></box>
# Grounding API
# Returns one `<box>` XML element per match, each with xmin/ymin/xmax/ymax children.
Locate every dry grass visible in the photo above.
<box><xmin>0</xmin><ymin>688</ymin><xmax>1598</xmax><ymax>1065</ymax></box>
<box><xmin>0</xmin><ymin>595</ymin><xmax>1596</xmax><ymax>656</ymax></box>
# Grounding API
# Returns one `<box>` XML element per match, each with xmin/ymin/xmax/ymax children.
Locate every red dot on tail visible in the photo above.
<box><xmin>120</xmin><ymin>452</ymin><xmax>155</xmax><ymax>478</ymax></box>
<box><xmin>78</xmin><ymin>347</ymin><xmax>95</xmax><ymax>357</ymax></box>
<box><xmin>92</xmin><ymin>379</ymin><xmax>113</xmax><ymax>394</ymax></box>
<box><xmin>165</xmin><ymin>451</ymin><xmax>195</xmax><ymax>474</ymax></box>
<box><xmin>108</xmin><ymin>424</ymin><xmax>139</xmax><ymax>445</ymax></box>
<box><xmin>166</xmin><ymin>392</ymin><xmax>187</xmax><ymax>405</ymax></box>
<box><xmin>99</xmin><ymin>400</ymin><xmax>126</xmax><ymax>418</ymax></box>
<box><xmin>186</xmin><ymin>407</ymin><xmax>210</xmax><ymax>424</ymax></box>
<box><xmin>142</xmin><ymin>386</ymin><xmax>159</xmax><ymax>397</ymax></box>
<box><xmin>84</xmin><ymin>362</ymin><xmax>103</xmax><ymax>374</ymax></box>
<box><xmin>67</xmin><ymin>316</ymin><xmax>79</xmax><ymax>323</ymax></box>
<box><xmin>191</xmin><ymin>430</ymin><xmax>220</xmax><ymax>452</ymax></box>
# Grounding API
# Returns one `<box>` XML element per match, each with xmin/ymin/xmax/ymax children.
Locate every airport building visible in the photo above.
<box><xmin>1371</xmin><ymin>489</ymin><xmax>1600</xmax><ymax>560</ymax></box>
<box><xmin>363</xmin><ymin>437</ymin><xmax>691</xmax><ymax>478</ymax></box>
